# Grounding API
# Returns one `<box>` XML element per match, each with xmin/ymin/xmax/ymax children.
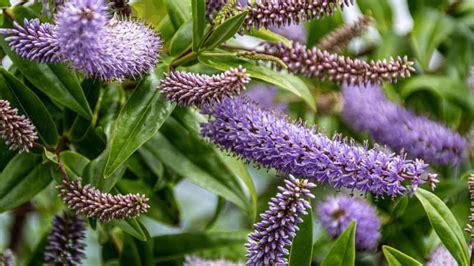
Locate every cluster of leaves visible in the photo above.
<box><xmin>0</xmin><ymin>0</ymin><xmax>473</xmax><ymax>265</ymax></box>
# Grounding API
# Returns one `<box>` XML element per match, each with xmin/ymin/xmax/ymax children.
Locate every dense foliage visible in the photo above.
<box><xmin>0</xmin><ymin>0</ymin><xmax>473</xmax><ymax>265</ymax></box>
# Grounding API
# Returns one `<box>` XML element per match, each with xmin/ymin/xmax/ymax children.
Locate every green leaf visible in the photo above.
<box><xmin>199</xmin><ymin>55</ymin><xmax>316</xmax><ymax>110</ymax></box>
<box><xmin>153</xmin><ymin>231</ymin><xmax>248</xmax><ymax>262</ymax></box>
<box><xmin>116</xmin><ymin>179</ymin><xmax>180</xmax><ymax>226</ymax></box>
<box><xmin>0</xmin><ymin>154</ymin><xmax>51</xmax><ymax>212</ymax></box>
<box><xmin>0</xmin><ymin>0</ymin><xmax>10</xmax><ymax>8</ymax></box>
<box><xmin>358</xmin><ymin>0</ymin><xmax>392</xmax><ymax>33</ymax></box>
<box><xmin>146</xmin><ymin>130</ymin><xmax>250</xmax><ymax>211</ymax></box>
<box><xmin>415</xmin><ymin>188</ymin><xmax>470</xmax><ymax>266</ymax></box>
<box><xmin>104</xmin><ymin>66</ymin><xmax>175</xmax><ymax>178</ymax></box>
<box><xmin>410</xmin><ymin>9</ymin><xmax>455</xmax><ymax>71</ymax></box>
<box><xmin>169</xmin><ymin>20</ymin><xmax>193</xmax><ymax>57</ymax></box>
<box><xmin>192</xmin><ymin>0</ymin><xmax>206</xmax><ymax>52</ymax></box>
<box><xmin>0</xmin><ymin>8</ymin><xmax>92</xmax><ymax>120</ymax></box>
<box><xmin>169</xmin><ymin>108</ymin><xmax>255</xmax><ymax>218</ymax></box>
<box><xmin>201</xmin><ymin>11</ymin><xmax>248</xmax><ymax>50</ymax></box>
<box><xmin>166</xmin><ymin>0</ymin><xmax>191</xmax><ymax>28</ymax></box>
<box><xmin>111</xmin><ymin>219</ymin><xmax>150</xmax><ymax>242</ymax></box>
<box><xmin>289</xmin><ymin>206</ymin><xmax>313</xmax><ymax>266</ymax></box>
<box><xmin>119</xmin><ymin>235</ymin><xmax>142</xmax><ymax>265</ymax></box>
<box><xmin>0</xmin><ymin>68</ymin><xmax>59</xmax><ymax>147</ymax></box>
<box><xmin>321</xmin><ymin>221</ymin><xmax>356</xmax><ymax>266</ymax></box>
<box><xmin>382</xmin><ymin>246</ymin><xmax>423</xmax><ymax>266</ymax></box>
<box><xmin>249</xmin><ymin>28</ymin><xmax>292</xmax><ymax>47</ymax></box>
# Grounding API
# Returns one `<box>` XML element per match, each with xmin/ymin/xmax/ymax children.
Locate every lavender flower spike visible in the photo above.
<box><xmin>238</xmin><ymin>0</ymin><xmax>353</xmax><ymax>31</ymax></box>
<box><xmin>342</xmin><ymin>84</ymin><xmax>467</xmax><ymax>165</ymax></box>
<box><xmin>317</xmin><ymin>16</ymin><xmax>373</xmax><ymax>53</ymax></box>
<box><xmin>426</xmin><ymin>245</ymin><xmax>459</xmax><ymax>266</ymax></box>
<box><xmin>246</xmin><ymin>175</ymin><xmax>315</xmax><ymax>265</ymax></box>
<box><xmin>0</xmin><ymin>19</ymin><xmax>64</xmax><ymax>64</ymax></box>
<box><xmin>264</xmin><ymin>41</ymin><xmax>415</xmax><ymax>85</ymax></box>
<box><xmin>55</xmin><ymin>0</ymin><xmax>162</xmax><ymax>80</ymax></box>
<box><xmin>57</xmin><ymin>178</ymin><xmax>150</xmax><ymax>222</ymax></box>
<box><xmin>0</xmin><ymin>99</ymin><xmax>38</xmax><ymax>153</ymax></box>
<box><xmin>159</xmin><ymin>66</ymin><xmax>250</xmax><ymax>107</ymax></box>
<box><xmin>202</xmin><ymin>97</ymin><xmax>437</xmax><ymax>197</ymax></box>
<box><xmin>319</xmin><ymin>196</ymin><xmax>381</xmax><ymax>250</ymax></box>
<box><xmin>44</xmin><ymin>212</ymin><xmax>86</xmax><ymax>265</ymax></box>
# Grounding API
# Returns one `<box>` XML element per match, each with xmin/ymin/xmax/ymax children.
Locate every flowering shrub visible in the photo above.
<box><xmin>0</xmin><ymin>0</ymin><xmax>473</xmax><ymax>265</ymax></box>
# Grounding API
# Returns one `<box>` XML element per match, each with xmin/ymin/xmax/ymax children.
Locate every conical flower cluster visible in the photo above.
<box><xmin>44</xmin><ymin>212</ymin><xmax>86</xmax><ymax>266</ymax></box>
<box><xmin>238</xmin><ymin>0</ymin><xmax>353</xmax><ymax>31</ymax></box>
<box><xmin>0</xmin><ymin>19</ymin><xmax>64</xmax><ymax>64</ymax></box>
<box><xmin>264</xmin><ymin>41</ymin><xmax>415</xmax><ymax>85</ymax></box>
<box><xmin>0</xmin><ymin>99</ymin><xmax>38</xmax><ymax>153</ymax></box>
<box><xmin>319</xmin><ymin>196</ymin><xmax>380</xmax><ymax>250</ymax></box>
<box><xmin>0</xmin><ymin>0</ymin><xmax>162</xmax><ymax>81</ymax></box>
<box><xmin>57</xmin><ymin>178</ymin><xmax>150</xmax><ymax>222</ymax></box>
<box><xmin>201</xmin><ymin>97</ymin><xmax>437</xmax><ymax>197</ymax></box>
<box><xmin>245</xmin><ymin>175</ymin><xmax>315</xmax><ymax>265</ymax></box>
<box><xmin>159</xmin><ymin>66</ymin><xmax>250</xmax><ymax>107</ymax></box>
<box><xmin>342</xmin><ymin>84</ymin><xmax>466</xmax><ymax>165</ymax></box>
<box><xmin>317</xmin><ymin>16</ymin><xmax>373</xmax><ymax>53</ymax></box>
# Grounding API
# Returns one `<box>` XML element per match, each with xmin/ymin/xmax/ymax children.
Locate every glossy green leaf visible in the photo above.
<box><xmin>201</xmin><ymin>11</ymin><xmax>248</xmax><ymax>50</ymax></box>
<box><xmin>382</xmin><ymin>246</ymin><xmax>423</xmax><ymax>266</ymax></box>
<box><xmin>415</xmin><ymin>189</ymin><xmax>470</xmax><ymax>266</ymax></box>
<box><xmin>0</xmin><ymin>68</ymin><xmax>59</xmax><ymax>147</ymax></box>
<box><xmin>192</xmin><ymin>0</ymin><xmax>206</xmax><ymax>52</ymax></box>
<box><xmin>289</xmin><ymin>206</ymin><xmax>313</xmax><ymax>266</ymax></box>
<box><xmin>119</xmin><ymin>235</ymin><xmax>142</xmax><ymax>265</ymax></box>
<box><xmin>411</xmin><ymin>9</ymin><xmax>455</xmax><ymax>71</ymax></box>
<box><xmin>170</xmin><ymin>20</ymin><xmax>193</xmax><ymax>57</ymax></box>
<box><xmin>169</xmin><ymin>108</ymin><xmax>256</xmax><ymax>218</ymax></box>
<box><xmin>0</xmin><ymin>153</ymin><xmax>51</xmax><ymax>212</ymax></box>
<box><xmin>153</xmin><ymin>231</ymin><xmax>248</xmax><ymax>262</ymax></box>
<box><xmin>116</xmin><ymin>179</ymin><xmax>180</xmax><ymax>226</ymax></box>
<box><xmin>166</xmin><ymin>0</ymin><xmax>191</xmax><ymax>28</ymax></box>
<box><xmin>144</xmin><ymin>131</ymin><xmax>249</xmax><ymax>212</ymax></box>
<box><xmin>104</xmin><ymin>66</ymin><xmax>175</xmax><ymax>178</ymax></box>
<box><xmin>199</xmin><ymin>55</ymin><xmax>316</xmax><ymax>110</ymax></box>
<box><xmin>249</xmin><ymin>28</ymin><xmax>292</xmax><ymax>47</ymax></box>
<box><xmin>111</xmin><ymin>219</ymin><xmax>150</xmax><ymax>242</ymax></box>
<box><xmin>321</xmin><ymin>221</ymin><xmax>356</xmax><ymax>266</ymax></box>
<box><xmin>0</xmin><ymin>8</ymin><xmax>92</xmax><ymax>120</ymax></box>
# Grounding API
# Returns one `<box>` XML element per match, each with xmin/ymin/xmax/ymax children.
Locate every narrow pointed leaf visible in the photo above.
<box><xmin>321</xmin><ymin>221</ymin><xmax>356</xmax><ymax>266</ymax></box>
<box><xmin>289</xmin><ymin>206</ymin><xmax>314</xmax><ymax>266</ymax></box>
<box><xmin>382</xmin><ymin>246</ymin><xmax>423</xmax><ymax>266</ymax></box>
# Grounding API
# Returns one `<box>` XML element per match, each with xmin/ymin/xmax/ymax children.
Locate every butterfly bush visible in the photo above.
<box><xmin>264</xmin><ymin>41</ymin><xmax>415</xmax><ymax>85</ymax></box>
<box><xmin>44</xmin><ymin>212</ymin><xmax>86</xmax><ymax>265</ymax></box>
<box><xmin>246</xmin><ymin>175</ymin><xmax>315</xmax><ymax>265</ymax></box>
<box><xmin>0</xmin><ymin>19</ymin><xmax>64</xmax><ymax>63</ymax></box>
<box><xmin>202</xmin><ymin>97</ymin><xmax>437</xmax><ymax>197</ymax></box>
<box><xmin>0</xmin><ymin>0</ymin><xmax>161</xmax><ymax>80</ymax></box>
<box><xmin>319</xmin><ymin>196</ymin><xmax>381</xmax><ymax>250</ymax></box>
<box><xmin>159</xmin><ymin>66</ymin><xmax>250</xmax><ymax>107</ymax></box>
<box><xmin>0</xmin><ymin>99</ymin><xmax>38</xmax><ymax>152</ymax></box>
<box><xmin>57</xmin><ymin>178</ymin><xmax>150</xmax><ymax>222</ymax></box>
<box><xmin>342</xmin><ymin>84</ymin><xmax>467</xmax><ymax>165</ymax></box>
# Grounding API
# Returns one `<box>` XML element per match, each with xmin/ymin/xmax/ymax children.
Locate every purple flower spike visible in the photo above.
<box><xmin>319</xmin><ymin>196</ymin><xmax>381</xmax><ymax>250</ymax></box>
<box><xmin>264</xmin><ymin>41</ymin><xmax>415</xmax><ymax>85</ymax></box>
<box><xmin>57</xmin><ymin>178</ymin><xmax>150</xmax><ymax>222</ymax></box>
<box><xmin>244</xmin><ymin>84</ymin><xmax>287</xmax><ymax>112</ymax></box>
<box><xmin>44</xmin><ymin>212</ymin><xmax>86</xmax><ymax>265</ymax></box>
<box><xmin>426</xmin><ymin>246</ymin><xmax>458</xmax><ymax>266</ymax></box>
<box><xmin>159</xmin><ymin>66</ymin><xmax>250</xmax><ymax>107</ymax></box>
<box><xmin>55</xmin><ymin>0</ymin><xmax>161</xmax><ymax>80</ymax></box>
<box><xmin>269</xmin><ymin>23</ymin><xmax>308</xmax><ymax>44</ymax></box>
<box><xmin>1</xmin><ymin>19</ymin><xmax>64</xmax><ymax>64</ymax></box>
<box><xmin>342</xmin><ymin>84</ymin><xmax>467</xmax><ymax>165</ymax></box>
<box><xmin>317</xmin><ymin>16</ymin><xmax>373</xmax><ymax>53</ymax></box>
<box><xmin>245</xmin><ymin>175</ymin><xmax>315</xmax><ymax>265</ymax></box>
<box><xmin>239</xmin><ymin>0</ymin><xmax>353</xmax><ymax>31</ymax></box>
<box><xmin>0</xmin><ymin>99</ymin><xmax>38</xmax><ymax>153</ymax></box>
<box><xmin>201</xmin><ymin>97</ymin><xmax>437</xmax><ymax>197</ymax></box>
